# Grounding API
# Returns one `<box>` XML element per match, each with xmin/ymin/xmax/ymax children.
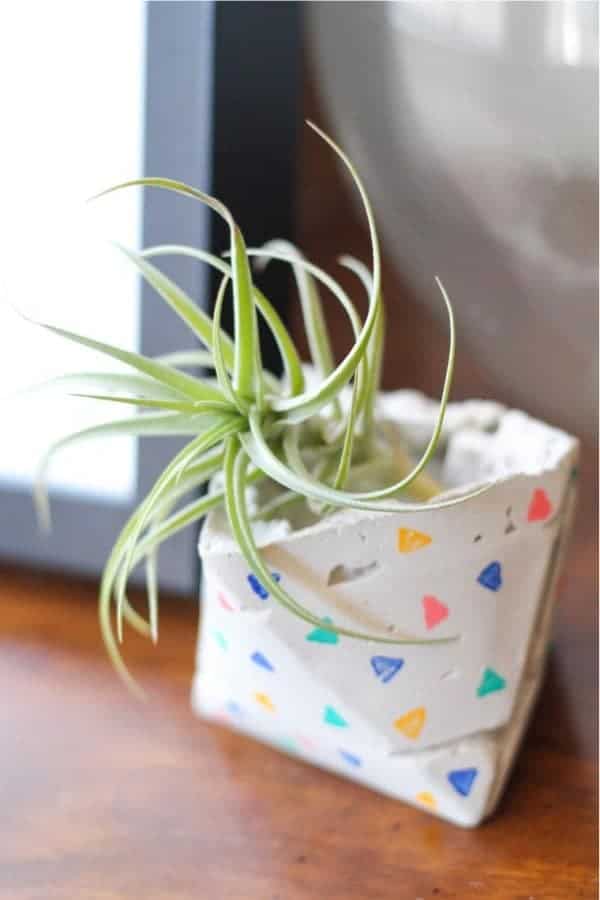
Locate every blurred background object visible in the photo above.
<box><xmin>0</xmin><ymin>1</ymin><xmax>300</xmax><ymax>587</ymax></box>
<box><xmin>307</xmin><ymin>0</ymin><xmax>598</xmax><ymax>440</ymax></box>
<box><xmin>1</xmin><ymin>0</ymin><xmax>596</xmax><ymax>589</ymax></box>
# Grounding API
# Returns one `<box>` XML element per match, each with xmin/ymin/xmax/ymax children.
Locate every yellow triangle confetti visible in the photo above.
<box><xmin>254</xmin><ymin>692</ymin><xmax>275</xmax><ymax>712</ymax></box>
<box><xmin>397</xmin><ymin>528</ymin><xmax>432</xmax><ymax>553</ymax></box>
<box><xmin>416</xmin><ymin>791</ymin><xmax>437</xmax><ymax>810</ymax></box>
<box><xmin>394</xmin><ymin>706</ymin><xmax>426</xmax><ymax>739</ymax></box>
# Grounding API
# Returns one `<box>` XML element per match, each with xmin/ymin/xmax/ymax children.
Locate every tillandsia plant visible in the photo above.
<box><xmin>31</xmin><ymin>123</ymin><xmax>485</xmax><ymax>693</ymax></box>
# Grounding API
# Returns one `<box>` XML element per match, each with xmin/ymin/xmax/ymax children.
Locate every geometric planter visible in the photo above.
<box><xmin>192</xmin><ymin>392</ymin><xmax>579</xmax><ymax>826</ymax></box>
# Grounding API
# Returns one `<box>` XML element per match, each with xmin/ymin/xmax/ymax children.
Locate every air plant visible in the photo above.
<box><xmin>32</xmin><ymin>123</ymin><xmax>484</xmax><ymax>693</ymax></box>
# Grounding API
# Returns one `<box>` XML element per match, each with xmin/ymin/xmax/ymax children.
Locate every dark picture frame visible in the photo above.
<box><xmin>0</xmin><ymin>1</ymin><xmax>301</xmax><ymax>593</ymax></box>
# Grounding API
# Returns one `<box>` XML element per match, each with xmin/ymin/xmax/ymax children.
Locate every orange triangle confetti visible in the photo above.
<box><xmin>394</xmin><ymin>706</ymin><xmax>426</xmax><ymax>739</ymax></box>
<box><xmin>254</xmin><ymin>692</ymin><xmax>275</xmax><ymax>712</ymax></box>
<box><xmin>397</xmin><ymin>528</ymin><xmax>432</xmax><ymax>553</ymax></box>
<box><xmin>416</xmin><ymin>791</ymin><xmax>437</xmax><ymax>810</ymax></box>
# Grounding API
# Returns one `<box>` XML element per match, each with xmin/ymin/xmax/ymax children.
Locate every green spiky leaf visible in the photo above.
<box><xmin>27</xmin><ymin>123</ymin><xmax>490</xmax><ymax>692</ymax></box>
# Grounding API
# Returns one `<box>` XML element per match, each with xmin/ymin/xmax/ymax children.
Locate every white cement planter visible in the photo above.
<box><xmin>192</xmin><ymin>392</ymin><xmax>578</xmax><ymax>827</ymax></box>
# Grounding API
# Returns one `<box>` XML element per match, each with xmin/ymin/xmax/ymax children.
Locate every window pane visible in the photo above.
<box><xmin>0</xmin><ymin>2</ymin><xmax>146</xmax><ymax>502</ymax></box>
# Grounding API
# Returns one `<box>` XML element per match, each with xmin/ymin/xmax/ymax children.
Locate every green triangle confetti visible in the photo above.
<box><xmin>306</xmin><ymin>616</ymin><xmax>339</xmax><ymax>645</ymax></box>
<box><xmin>212</xmin><ymin>629</ymin><xmax>228</xmax><ymax>651</ymax></box>
<box><xmin>477</xmin><ymin>667</ymin><xmax>506</xmax><ymax>697</ymax></box>
<box><xmin>323</xmin><ymin>705</ymin><xmax>348</xmax><ymax>727</ymax></box>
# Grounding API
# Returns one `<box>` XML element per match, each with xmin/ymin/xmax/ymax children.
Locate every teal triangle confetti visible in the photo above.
<box><xmin>448</xmin><ymin>767</ymin><xmax>478</xmax><ymax>797</ymax></box>
<box><xmin>370</xmin><ymin>655</ymin><xmax>404</xmax><ymax>683</ymax></box>
<box><xmin>306</xmin><ymin>616</ymin><xmax>339</xmax><ymax>645</ymax></box>
<box><xmin>251</xmin><ymin>650</ymin><xmax>274</xmax><ymax>672</ymax></box>
<box><xmin>212</xmin><ymin>629</ymin><xmax>228</xmax><ymax>651</ymax></box>
<box><xmin>277</xmin><ymin>737</ymin><xmax>297</xmax><ymax>754</ymax></box>
<box><xmin>323</xmin><ymin>705</ymin><xmax>348</xmax><ymax>728</ymax></box>
<box><xmin>477</xmin><ymin>667</ymin><xmax>506</xmax><ymax>697</ymax></box>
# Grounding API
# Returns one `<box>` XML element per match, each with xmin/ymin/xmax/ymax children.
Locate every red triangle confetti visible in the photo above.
<box><xmin>422</xmin><ymin>595</ymin><xmax>449</xmax><ymax>630</ymax></box>
<box><xmin>527</xmin><ymin>488</ymin><xmax>552</xmax><ymax>522</ymax></box>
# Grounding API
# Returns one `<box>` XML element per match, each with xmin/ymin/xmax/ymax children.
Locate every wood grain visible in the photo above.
<box><xmin>0</xmin><ymin>447</ymin><xmax>597</xmax><ymax>900</ymax></box>
<box><xmin>0</xmin><ymin>67</ymin><xmax>597</xmax><ymax>900</ymax></box>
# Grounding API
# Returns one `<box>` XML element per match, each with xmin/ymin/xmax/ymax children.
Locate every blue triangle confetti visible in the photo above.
<box><xmin>477</xmin><ymin>561</ymin><xmax>502</xmax><ymax>592</ymax></box>
<box><xmin>370</xmin><ymin>655</ymin><xmax>404</xmax><ymax>683</ymax></box>
<box><xmin>247</xmin><ymin>571</ymin><xmax>281</xmax><ymax>600</ymax></box>
<box><xmin>250</xmin><ymin>650</ymin><xmax>274</xmax><ymax>672</ymax></box>
<box><xmin>448</xmin><ymin>767</ymin><xmax>478</xmax><ymax>797</ymax></box>
<box><xmin>339</xmin><ymin>749</ymin><xmax>361</xmax><ymax>767</ymax></box>
<box><xmin>225</xmin><ymin>701</ymin><xmax>242</xmax><ymax>717</ymax></box>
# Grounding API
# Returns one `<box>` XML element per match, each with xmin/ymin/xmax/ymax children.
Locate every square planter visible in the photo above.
<box><xmin>192</xmin><ymin>392</ymin><xmax>578</xmax><ymax>827</ymax></box>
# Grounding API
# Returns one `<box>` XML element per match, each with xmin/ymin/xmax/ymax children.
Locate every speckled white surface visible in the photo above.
<box><xmin>192</xmin><ymin>393</ymin><xmax>578</xmax><ymax>826</ymax></box>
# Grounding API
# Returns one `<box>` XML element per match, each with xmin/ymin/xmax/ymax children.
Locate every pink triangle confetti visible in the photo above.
<box><xmin>422</xmin><ymin>595</ymin><xmax>449</xmax><ymax>630</ymax></box>
<box><xmin>218</xmin><ymin>592</ymin><xmax>237</xmax><ymax>612</ymax></box>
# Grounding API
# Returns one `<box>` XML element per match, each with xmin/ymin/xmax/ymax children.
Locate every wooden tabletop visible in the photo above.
<box><xmin>1</xmin><ymin>73</ymin><xmax>597</xmax><ymax>900</ymax></box>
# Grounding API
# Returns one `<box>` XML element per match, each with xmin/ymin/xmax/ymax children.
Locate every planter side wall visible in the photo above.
<box><xmin>193</xmin><ymin>396</ymin><xmax>579</xmax><ymax>826</ymax></box>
